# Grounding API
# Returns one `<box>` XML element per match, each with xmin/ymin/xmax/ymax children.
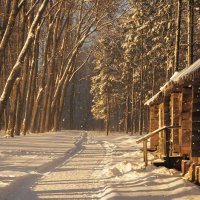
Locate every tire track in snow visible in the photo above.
<box><xmin>91</xmin><ymin>140</ymin><xmax>117</xmax><ymax>200</ymax></box>
<box><xmin>0</xmin><ymin>132</ymin><xmax>87</xmax><ymax>200</ymax></box>
<box><xmin>31</xmin><ymin>133</ymin><xmax>107</xmax><ymax>199</ymax></box>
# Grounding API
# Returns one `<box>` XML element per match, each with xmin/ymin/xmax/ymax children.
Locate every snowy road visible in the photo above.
<box><xmin>0</xmin><ymin>131</ymin><xmax>200</xmax><ymax>200</ymax></box>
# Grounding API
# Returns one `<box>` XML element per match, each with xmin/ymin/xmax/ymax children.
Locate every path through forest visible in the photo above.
<box><xmin>0</xmin><ymin>131</ymin><xmax>200</xmax><ymax>200</ymax></box>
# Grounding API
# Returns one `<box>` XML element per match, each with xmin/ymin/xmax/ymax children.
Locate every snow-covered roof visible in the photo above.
<box><xmin>172</xmin><ymin>59</ymin><xmax>200</xmax><ymax>83</ymax></box>
<box><xmin>145</xmin><ymin>59</ymin><xmax>200</xmax><ymax>106</ymax></box>
<box><xmin>144</xmin><ymin>91</ymin><xmax>162</xmax><ymax>106</ymax></box>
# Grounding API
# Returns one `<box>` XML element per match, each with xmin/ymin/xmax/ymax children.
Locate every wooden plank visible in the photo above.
<box><xmin>180</xmin><ymin>87</ymin><xmax>192</xmax><ymax>156</ymax></box>
<box><xmin>191</xmin><ymin>107</ymin><xmax>200</xmax><ymax>157</ymax></box>
<box><xmin>191</xmin><ymin>163</ymin><xmax>199</xmax><ymax>182</ymax></box>
<box><xmin>165</xmin><ymin>128</ymin><xmax>170</xmax><ymax>167</ymax></box>
<box><xmin>172</xmin><ymin>129</ymin><xmax>179</xmax><ymax>145</ymax></box>
<box><xmin>197</xmin><ymin>167</ymin><xmax>200</xmax><ymax>184</ymax></box>
<box><xmin>182</xmin><ymin>129</ymin><xmax>191</xmax><ymax>146</ymax></box>
<box><xmin>136</xmin><ymin>126</ymin><xmax>167</xmax><ymax>144</ymax></box>
<box><xmin>181</xmin><ymin>146</ymin><xmax>191</xmax><ymax>155</ymax></box>
<box><xmin>194</xmin><ymin>166</ymin><xmax>200</xmax><ymax>183</ymax></box>
<box><xmin>149</xmin><ymin>105</ymin><xmax>159</xmax><ymax>150</ymax></box>
<box><xmin>182</xmin><ymin>103</ymin><xmax>192</xmax><ymax>111</ymax></box>
<box><xmin>136</xmin><ymin>125</ymin><xmax>181</xmax><ymax>144</ymax></box>
<box><xmin>162</xmin><ymin>98</ymin><xmax>170</xmax><ymax>156</ymax></box>
<box><xmin>192</xmin><ymin>85</ymin><xmax>200</xmax><ymax>161</ymax></box>
<box><xmin>181</xmin><ymin>160</ymin><xmax>191</xmax><ymax>175</ymax></box>
<box><xmin>170</xmin><ymin>93</ymin><xmax>181</xmax><ymax>154</ymax></box>
<box><xmin>182</xmin><ymin>122</ymin><xmax>192</xmax><ymax>130</ymax></box>
<box><xmin>178</xmin><ymin>93</ymin><xmax>182</xmax><ymax>154</ymax></box>
<box><xmin>182</xmin><ymin>112</ymin><xmax>191</xmax><ymax>120</ymax></box>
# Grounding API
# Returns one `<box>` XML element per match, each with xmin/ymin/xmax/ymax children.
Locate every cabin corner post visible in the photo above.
<box><xmin>180</xmin><ymin>86</ymin><xmax>193</xmax><ymax>157</ymax></box>
<box><xmin>158</xmin><ymin>96</ymin><xmax>170</xmax><ymax>157</ymax></box>
<box><xmin>191</xmin><ymin>85</ymin><xmax>200</xmax><ymax>160</ymax></box>
<box><xmin>149</xmin><ymin>104</ymin><xmax>159</xmax><ymax>150</ymax></box>
<box><xmin>170</xmin><ymin>92</ymin><xmax>182</xmax><ymax>155</ymax></box>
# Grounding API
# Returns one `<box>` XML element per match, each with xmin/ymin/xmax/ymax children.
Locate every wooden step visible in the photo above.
<box><xmin>153</xmin><ymin>159</ymin><xmax>166</xmax><ymax>167</ymax></box>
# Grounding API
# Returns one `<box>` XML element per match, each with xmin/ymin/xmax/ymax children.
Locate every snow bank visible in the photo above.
<box><xmin>91</xmin><ymin>134</ymin><xmax>200</xmax><ymax>200</ymax></box>
<box><xmin>102</xmin><ymin>161</ymin><xmax>133</xmax><ymax>177</ymax></box>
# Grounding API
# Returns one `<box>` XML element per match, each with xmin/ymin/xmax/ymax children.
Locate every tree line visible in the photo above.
<box><xmin>1</xmin><ymin>1</ymin><xmax>199</xmax><ymax>136</ymax></box>
<box><xmin>90</xmin><ymin>0</ymin><xmax>200</xmax><ymax>135</ymax></box>
<box><xmin>0</xmin><ymin>0</ymin><xmax>125</xmax><ymax>136</ymax></box>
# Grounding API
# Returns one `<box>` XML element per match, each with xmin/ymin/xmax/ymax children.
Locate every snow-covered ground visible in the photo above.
<box><xmin>0</xmin><ymin>130</ymin><xmax>200</xmax><ymax>200</ymax></box>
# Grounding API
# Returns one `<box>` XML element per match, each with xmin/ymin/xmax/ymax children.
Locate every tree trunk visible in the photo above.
<box><xmin>0</xmin><ymin>0</ymin><xmax>48</xmax><ymax>119</ymax></box>
<box><xmin>69</xmin><ymin>81</ymin><xmax>75</xmax><ymax>130</ymax></box>
<box><xmin>14</xmin><ymin>1</ymin><xmax>27</xmax><ymax>136</ymax></box>
<box><xmin>30</xmin><ymin>88</ymin><xmax>43</xmax><ymax>133</ymax></box>
<box><xmin>14</xmin><ymin>55</ymin><xmax>29</xmax><ymax>135</ymax></box>
<box><xmin>131</xmin><ymin>68</ymin><xmax>135</xmax><ymax>135</ymax></box>
<box><xmin>14</xmin><ymin>86</ymin><xmax>21</xmax><ymax>136</ymax></box>
<box><xmin>124</xmin><ymin>92</ymin><xmax>130</xmax><ymax>134</ymax></box>
<box><xmin>0</xmin><ymin>0</ymin><xmax>19</xmax><ymax>74</ymax></box>
<box><xmin>53</xmin><ymin>100</ymin><xmax>60</xmax><ymax>132</ymax></box>
<box><xmin>139</xmin><ymin>65</ymin><xmax>144</xmax><ymax>135</ymax></box>
<box><xmin>41</xmin><ymin>14</ymin><xmax>59</xmax><ymax>132</ymax></box>
<box><xmin>6</xmin><ymin>78</ymin><xmax>20</xmax><ymax>137</ymax></box>
<box><xmin>3</xmin><ymin>108</ymin><xmax>8</xmax><ymax>132</ymax></box>
<box><xmin>188</xmin><ymin>0</ymin><xmax>194</xmax><ymax>66</ymax></box>
<box><xmin>174</xmin><ymin>0</ymin><xmax>182</xmax><ymax>72</ymax></box>
<box><xmin>52</xmin><ymin>73</ymin><xmax>72</xmax><ymax>131</ymax></box>
<box><xmin>139</xmin><ymin>26</ymin><xmax>144</xmax><ymax>135</ymax></box>
<box><xmin>22</xmin><ymin>24</ymin><xmax>41</xmax><ymax>135</ymax></box>
<box><xmin>105</xmin><ymin>93</ymin><xmax>110</xmax><ymax>136</ymax></box>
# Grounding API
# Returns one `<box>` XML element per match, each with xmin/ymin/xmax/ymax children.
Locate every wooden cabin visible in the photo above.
<box><xmin>144</xmin><ymin>59</ymin><xmax>200</xmax><ymax>183</ymax></box>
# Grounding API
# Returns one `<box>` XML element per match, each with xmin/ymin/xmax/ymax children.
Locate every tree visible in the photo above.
<box><xmin>91</xmin><ymin>26</ymin><xmax>124</xmax><ymax>135</ymax></box>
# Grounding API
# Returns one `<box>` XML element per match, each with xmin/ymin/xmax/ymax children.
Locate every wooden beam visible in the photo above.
<box><xmin>165</xmin><ymin>128</ymin><xmax>170</xmax><ymax>167</ymax></box>
<box><xmin>136</xmin><ymin>125</ymin><xmax>181</xmax><ymax>144</ymax></box>
<box><xmin>143</xmin><ymin>140</ymin><xmax>148</xmax><ymax>166</ymax></box>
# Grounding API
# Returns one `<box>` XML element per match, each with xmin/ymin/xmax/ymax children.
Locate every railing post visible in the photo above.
<box><xmin>143</xmin><ymin>140</ymin><xmax>148</xmax><ymax>166</ymax></box>
<box><xmin>136</xmin><ymin>126</ymin><xmax>181</xmax><ymax>168</ymax></box>
<box><xmin>165</xmin><ymin>128</ymin><xmax>170</xmax><ymax>168</ymax></box>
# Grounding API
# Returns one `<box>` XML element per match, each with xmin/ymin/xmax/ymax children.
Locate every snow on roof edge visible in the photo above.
<box><xmin>144</xmin><ymin>91</ymin><xmax>162</xmax><ymax>106</ymax></box>
<box><xmin>144</xmin><ymin>58</ymin><xmax>200</xmax><ymax>106</ymax></box>
<box><xmin>173</xmin><ymin>59</ymin><xmax>200</xmax><ymax>83</ymax></box>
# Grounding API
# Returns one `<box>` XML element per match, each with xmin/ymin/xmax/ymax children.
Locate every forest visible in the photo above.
<box><xmin>1</xmin><ymin>1</ymin><xmax>200</xmax><ymax>199</ymax></box>
<box><xmin>0</xmin><ymin>0</ymin><xmax>200</xmax><ymax>137</ymax></box>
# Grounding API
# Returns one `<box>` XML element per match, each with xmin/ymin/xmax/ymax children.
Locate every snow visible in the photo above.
<box><xmin>145</xmin><ymin>59</ymin><xmax>200</xmax><ymax>106</ymax></box>
<box><xmin>144</xmin><ymin>91</ymin><xmax>162</xmax><ymax>106</ymax></box>
<box><xmin>170</xmin><ymin>71</ymin><xmax>179</xmax><ymax>81</ymax></box>
<box><xmin>0</xmin><ymin>131</ymin><xmax>200</xmax><ymax>200</ymax></box>
<box><xmin>173</xmin><ymin>59</ymin><xmax>200</xmax><ymax>83</ymax></box>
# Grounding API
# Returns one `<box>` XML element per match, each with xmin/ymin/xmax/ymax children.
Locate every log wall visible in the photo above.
<box><xmin>180</xmin><ymin>87</ymin><xmax>192</xmax><ymax>156</ymax></box>
<box><xmin>149</xmin><ymin>105</ymin><xmax>159</xmax><ymax>150</ymax></box>
<box><xmin>191</xmin><ymin>86</ymin><xmax>200</xmax><ymax>160</ymax></box>
<box><xmin>158</xmin><ymin>97</ymin><xmax>170</xmax><ymax>157</ymax></box>
<box><xmin>170</xmin><ymin>93</ymin><xmax>182</xmax><ymax>155</ymax></box>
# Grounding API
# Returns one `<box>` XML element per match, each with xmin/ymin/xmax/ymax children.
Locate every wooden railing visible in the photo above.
<box><xmin>136</xmin><ymin>125</ymin><xmax>181</xmax><ymax>167</ymax></box>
